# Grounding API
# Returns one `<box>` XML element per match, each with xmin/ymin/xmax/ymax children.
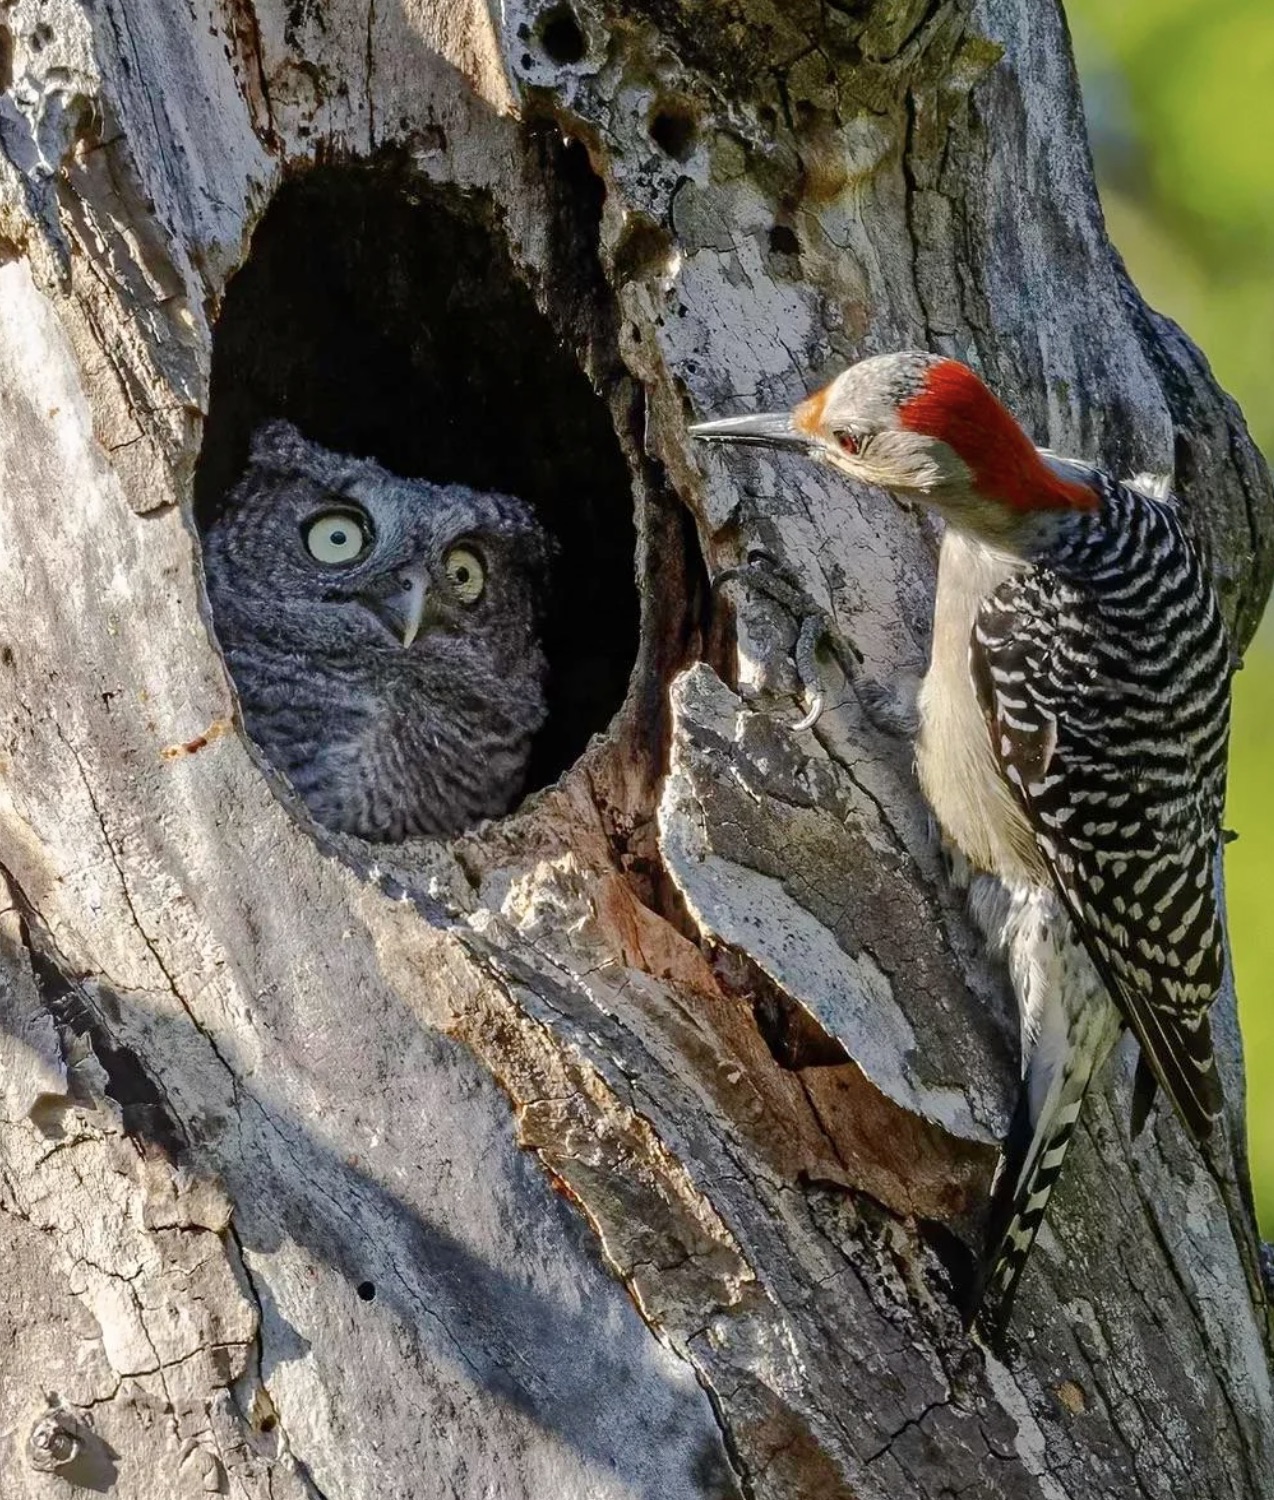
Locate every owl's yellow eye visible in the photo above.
<box><xmin>444</xmin><ymin>546</ymin><xmax>485</xmax><ymax>604</ymax></box>
<box><xmin>304</xmin><ymin>510</ymin><xmax>372</xmax><ymax>565</ymax></box>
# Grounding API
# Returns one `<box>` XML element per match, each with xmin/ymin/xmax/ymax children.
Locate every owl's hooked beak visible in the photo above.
<box><xmin>396</xmin><ymin>566</ymin><xmax>429</xmax><ymax>650</ymax></box>
<box><xmin>364</xmin><ymin>564</ymin><xmax>431</xmax><ymax>649</ymax></box>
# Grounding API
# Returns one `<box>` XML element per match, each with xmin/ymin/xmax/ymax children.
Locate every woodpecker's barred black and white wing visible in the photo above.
<box><xmin>968</xmin><ymin>475</ymin><xmax>1231</xmax><ymax>1333</ymax></box>
<box><xmin>973</xmin><ymin>474</ymin><xmax>1230</xmax><ymax>1136</ymax></box>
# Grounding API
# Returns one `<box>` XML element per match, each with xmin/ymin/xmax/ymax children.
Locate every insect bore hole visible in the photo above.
<box><xmin>649</xmin><ymin>102</ymin><xmax>697</xmax><ymax>163</ymax></box>
<box><xmin>538</xmin><ymin>5</ymin><xmax>586</xmax><ymax>64</ymax></box>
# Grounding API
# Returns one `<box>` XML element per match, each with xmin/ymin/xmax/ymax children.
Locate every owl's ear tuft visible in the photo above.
<box><xmin>522</xmin><ymin>523</ymin><xmax>557</xmax><ymax>607</ymax></box>
<box><xmin>494</xmin><ymin>491</ymin><xmax>557</xmax><ymax>594</ymax></box>
<box><xmin>248</xmin><ymin>420</ymin><xmax>314</xmax><ymax>473</ymax></box>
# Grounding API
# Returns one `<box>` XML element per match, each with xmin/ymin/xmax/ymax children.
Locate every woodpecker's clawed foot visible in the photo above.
<box><xmin>713</xmin><ymin>549</ymin><xmax>862</xmax><ymax>731</ymax></box>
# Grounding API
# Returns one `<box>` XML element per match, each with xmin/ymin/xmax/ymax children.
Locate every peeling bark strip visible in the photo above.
<box><xmin>0</xmin><ymin>0</ymin><xmax>1270</xmax><ymax>1496</ymax></box>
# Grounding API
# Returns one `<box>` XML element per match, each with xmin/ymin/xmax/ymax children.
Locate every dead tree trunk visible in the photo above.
<box><xmin>1</xmin><ymin>1</ymin><xmax>1271</xmax><ymax>1496</ymax></box>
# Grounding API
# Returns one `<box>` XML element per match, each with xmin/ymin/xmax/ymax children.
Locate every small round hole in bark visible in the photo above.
<box><xmin>357</xmin><ymin>1280</ymin><xmax>376</xmax><ymax>1301</ymax></box>
<box><xmin>538</xmin><ymin>5</ymin><xmax>586</xmax><ymax>64</ymax></box>
<box><xmin>768</xmin><ymin>224</ymin><xmax>800</xmax><ymax>257</ymax></box>
<box><xmin>196</xmin><ymin>162</ymin><xmax>639</xmax><ymax>841</ymax></box>
<box><xmin>611</xmin><ymin>214</ymin><xmax>675</xmax><ymax>286</ymax></box>
<box><xmin>648</xmin><ymin>103</ymin><xmax>697</xmax><ymax>162</ymax></box>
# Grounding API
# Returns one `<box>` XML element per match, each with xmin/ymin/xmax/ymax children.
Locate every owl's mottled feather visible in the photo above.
<box><xmin>203</xmin><ymin>421</ymin><xmax>552</xmax><ymax>841</ymax></box>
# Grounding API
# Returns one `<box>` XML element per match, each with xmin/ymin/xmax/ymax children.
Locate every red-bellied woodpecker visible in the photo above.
<box><xmin>691</xmin><ymin>351</ymin><xmax>1232</xmax><ymax>1335</ymax></box>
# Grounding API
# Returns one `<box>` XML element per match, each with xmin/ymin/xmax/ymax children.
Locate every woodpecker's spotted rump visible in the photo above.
<box><xmin>690</xmin><ymin>350</ymin><xmax>1235</xmax><ymax>1339</ymax></box>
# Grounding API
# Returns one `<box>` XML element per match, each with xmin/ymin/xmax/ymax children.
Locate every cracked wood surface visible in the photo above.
<box><xmin>0</xmin><ymin>0</ymin><xmax>1272</xmax><ymax>1497</ymax></box>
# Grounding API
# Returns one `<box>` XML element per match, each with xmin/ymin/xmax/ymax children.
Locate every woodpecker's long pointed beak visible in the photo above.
<box><xmin>363</xmin><ymin>563</ymin><xmax>431</xmax><ymax>648</ymax></box>
<box><xmin>689</xmin><ymin>411</ymin><xmax>815</xmax><ymax>453</ymax></box>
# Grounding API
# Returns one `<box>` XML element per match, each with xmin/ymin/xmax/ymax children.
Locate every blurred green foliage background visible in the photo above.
<box><xmin>1066</xmin><ymin>1</ymin><xmax>1274</xmax><ymax>1221</ymax></box>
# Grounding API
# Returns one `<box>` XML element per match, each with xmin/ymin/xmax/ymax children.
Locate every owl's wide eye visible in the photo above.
<box><xmin>304</xmin><ymin>510</ymin><xmax>373</xmax><ymax>565</ymax></box>
<box><xmin>444</xmin><ymin>546</ymin><xmax>486</xmax><ymax>605</ymax></box>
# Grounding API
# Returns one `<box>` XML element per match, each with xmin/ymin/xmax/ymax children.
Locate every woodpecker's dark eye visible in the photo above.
<box><xmin>834</xmin><ymin>430</ymin><xmax>860</xmax><ymax>455</ymax></box>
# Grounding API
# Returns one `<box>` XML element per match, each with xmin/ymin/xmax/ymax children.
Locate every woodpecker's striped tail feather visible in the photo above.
<box><xmin>971</xmin><ymin>995</ymin><xmax>1119</xmax><ymax>1341</ymax></box>
<box><xmin>971</xmin><ymin>1066</ymin><xmax>1093</xmax><ymax>1341</ymax></box>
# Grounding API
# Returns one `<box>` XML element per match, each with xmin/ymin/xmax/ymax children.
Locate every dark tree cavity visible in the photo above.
<box><xmin>196</xmin><ymin>163</ymin><xmax>641</xmax><ymax>796</ymax></box>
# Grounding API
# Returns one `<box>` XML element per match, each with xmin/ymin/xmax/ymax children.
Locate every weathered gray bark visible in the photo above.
<box><xmin>1</xmin><ymin>1</ymin><xmax>1272</xmax><ymax>1497</ymax></box>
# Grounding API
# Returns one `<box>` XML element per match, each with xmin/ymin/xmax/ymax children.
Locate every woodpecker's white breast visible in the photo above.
<box><xmin>916</xmin><ymin>527</ymin><xmax>1048</xmax><ymax>888</ymax></box>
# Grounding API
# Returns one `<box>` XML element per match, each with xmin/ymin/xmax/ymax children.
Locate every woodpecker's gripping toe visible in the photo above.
<box><xmin>711</xmin><ymin>549</ymin><xmax>861</xmax><ymax>730</ymax></box>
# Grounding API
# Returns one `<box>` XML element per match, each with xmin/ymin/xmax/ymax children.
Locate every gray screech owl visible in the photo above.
<box><xmin>203</xmin><ymin>421</ymin><xmax>552</xmax><ymax>841</ymax></box>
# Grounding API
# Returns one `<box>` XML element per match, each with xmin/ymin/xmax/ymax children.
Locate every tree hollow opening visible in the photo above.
<box><xmin>195</xmin><ymin>164</ymin><xmax>640</xmax><ymax>832</ymax></box>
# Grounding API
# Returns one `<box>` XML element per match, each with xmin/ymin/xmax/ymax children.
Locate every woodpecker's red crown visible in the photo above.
<box><xmin>891</xmin><ymin>358</ymin><xmax>1095</xmax><ymax>513</ymax></box>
